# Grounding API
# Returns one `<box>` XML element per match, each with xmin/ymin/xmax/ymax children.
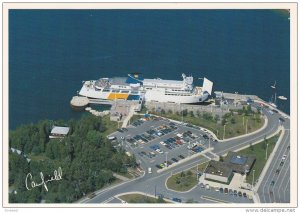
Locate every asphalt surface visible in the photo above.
<box><xmin>257</xmin><ymin>119</ymin><xmax>290</xmax><ymax>203</ymax></box>
<box><xmin>82</xmin><ymin>102</ymin><xmax>290</xmax><ymax>204</ymax></box>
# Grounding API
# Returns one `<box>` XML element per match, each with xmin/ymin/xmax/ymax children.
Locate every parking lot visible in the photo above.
<box><xmin>109</xmin><ymin>116</ymin><xmax>218</xmax><ymax>172</ymax></box>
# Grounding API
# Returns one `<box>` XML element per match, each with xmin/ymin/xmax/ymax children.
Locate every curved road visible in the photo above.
<box><xmin>82</xmin><ymin>103</ymin><xmax>289</xmax><ymax>204</ymax></box>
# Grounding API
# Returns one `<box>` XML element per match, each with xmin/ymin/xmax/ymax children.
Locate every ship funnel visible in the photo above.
<box><xmin>203</xmin><ymin>78</ymin><xmax>213</xmax><ymax>95</ymax></box>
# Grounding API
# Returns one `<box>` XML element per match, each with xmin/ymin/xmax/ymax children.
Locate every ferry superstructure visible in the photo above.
<box><xmin>78</xmin><ymin>73</ymin><xmax>213</xmax><ymax>104</ymax></box>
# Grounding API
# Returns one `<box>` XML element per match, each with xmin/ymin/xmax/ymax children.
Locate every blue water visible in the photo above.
<box><xmin>9</xmin><ymin>10</ymin><xmax>290</xmax><ymax>130</ymax></box>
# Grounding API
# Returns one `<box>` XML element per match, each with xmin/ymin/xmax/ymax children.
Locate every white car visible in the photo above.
<box><xmin>156</xmin><ymin>149</ymin><xmax>163</xmax><ymax>154</ymax></box>
<box><xmin>160</xmin><ymin>141</ymin><xmax>166</xmax><ymax>146</ymax></box>
<box><xmin>282</xmin><ymin>155</ymin><xmax>287</xmax><ymax>161</ymax></box>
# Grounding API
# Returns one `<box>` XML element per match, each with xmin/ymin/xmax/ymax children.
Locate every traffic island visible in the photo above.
<box><xmin>166</xmin><ymin>161</ymin><xmax>209</xmax><ymax>192</ymax></box>
<box><xmin>117</xmin><ymin>193</ymin><xmax>172</xmax><ymax>203</ymax></box>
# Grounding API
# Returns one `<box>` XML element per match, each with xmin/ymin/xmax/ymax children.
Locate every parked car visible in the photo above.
<box><xmin>172</xmin><ymin>198</ymin><xmax>182</xmax><ymax>203</ymax></box>
<box><xmin>155</xmin><ymin>164</ymin><xmax>162</xmax><ymax>169</ymax></box>
<box><xmin>229</xmin><ymin>189</ymin><xmax>233</xmax><ymax>196</ymax></box>
<box><xmin>238</xmin><ymin>191</ymin><xmax>242</xmax><ymax>197</ymax></box>
<box><xmin>233</xmin><ymin>190</ymin><xmax>238</xmax><ymax>196</ymax></box>
<box><xmin>178</xmin><ymin>155</ymin><xmax>185</xmax><ymax>159</ymax></box>
<box><xmin>199</xmin><ymin>183</ymin><xmax>205</xmax><ymax>188</ymax></box>
<box><xmin>219</xmin><ymin>188</ymin><xmax>224</xmax><ymax>193</ymax></box>
<box><xmin>271</xmin><ymin>180</ymin><xmax>275</xmax><ymax>186</ymax></box>
<box><xmin>224</xmin><ymin>188</ymin><xmax>228</xmax><ymax>194</ymax></box>
<box><xmin>171</xmin><ymin>158</ymin><xmax>178</xmax><ymax>162</ymax></box>
<box><xmin>243</xmin><ymin>192</ymin><xmax>247</xmax><ymax>198</ymax></box>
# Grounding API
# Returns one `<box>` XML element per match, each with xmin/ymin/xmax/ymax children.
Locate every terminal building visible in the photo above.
<box><xmin>204</xmin><ymin>160</ymin><xmax>234</xmax><ymax>184</ymax></box>
<box><xmin>203</xmin><ymin>152</ymin><xmax>256</xmax><ymax>184</ymax></box>
<box><xmin>224</xmin><ymin>151</ymin><xmax>256</xmax><ymax>174</ymax></box>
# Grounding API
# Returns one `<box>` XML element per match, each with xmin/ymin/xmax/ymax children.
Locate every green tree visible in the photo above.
<box><xmin>182</xmin><ymin>109</ymin><xmax>188</xmax><ymax>117</ymax></box>
<box><xmin>189</xmin><ymin>111</ymin><xmax>194</xmax><ymax>117</ymax></box>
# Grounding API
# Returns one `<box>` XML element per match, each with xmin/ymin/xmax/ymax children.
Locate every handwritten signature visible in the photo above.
<box><xmin>25</xmin><ymin>167</ymin><xmax>63</xmax><ymax>192</ymax></box>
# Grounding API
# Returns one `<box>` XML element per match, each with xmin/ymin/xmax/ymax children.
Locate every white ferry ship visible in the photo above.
<box><xmin>78</xmin><ymin>73</ymin><xmax>213</xmax><ymax>104</ymax></box>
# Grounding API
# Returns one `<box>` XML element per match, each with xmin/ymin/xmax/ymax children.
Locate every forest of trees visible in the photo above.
<box><xmin>9</xmin><ymin>115</ymin><xmax>136</xmax><ymax>203</ymax></box>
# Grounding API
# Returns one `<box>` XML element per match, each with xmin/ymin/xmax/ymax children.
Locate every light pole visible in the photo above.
<box><xmin>188</xmin><ymin>141</ymin><xmax>191</xmax><ymax>157</ymax></box>
<box><xmin>197</xmin><ymin>164</ymin><xmax>199</xmax><ymax>181</ymax></box>
<box><xmin>252</xmin><ymin>170</ymin><xmax>255</xmax><ymax>190</ymax></box>
<box><xmin>165</xmin><ymin>152</ymin><xmax>168</xmax><ymax>167</ymax></box>
<box><xmin>265</xmin><ymin>143</ymin><xmax>269</xmax><ymax>160</ymax></box>
<box><xmin>245</xmin><ymin>119</ymin><xmax>248</xmax><ymax>134</ymax></box>
<box><xmin>223</xmin><ymin>124</ymin><xmax>226</xmax><ymax>140</ymax></box>
<box><xmin>209</xmin><ymin>137</ymin><xmax>211</xmax><ymax>149</ymax></box>
<box><xmin>181</xmin><ymin>104</ymin><xmax>183</xmax><ymax>123</ymax></box>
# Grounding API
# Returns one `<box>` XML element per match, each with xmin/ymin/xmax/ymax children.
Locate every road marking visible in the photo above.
<box><xmin>103</xmin><ymin>196</ymin><xmax>115</xmax><ymax>203</ymax></box>
<box><xmin>276</xmin><ymin>151</ymin><xmax>290</xmax><ymax>203</ymax></box>
<box><xmin>200</xmin><ymin>195</ymin><xmax>231</xmax><ymax>203</ymax></box>
<box><xmin>260</xmin><ymin>132</ymin><xmax>289</xmax><ymax>203</ymax></box>
<box><xmin>283</xmin><ymin>179</ymin><xmax>290</xmax><ymax>203</ymax></box>
<box><xmin>262</xmin><ymin>133</ymin><xmax>288</xmax><ymax>203</ymax></box>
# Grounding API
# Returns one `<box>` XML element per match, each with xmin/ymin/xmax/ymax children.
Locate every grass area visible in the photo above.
<box><xmin>150</xmin><ymin>108</ymin><xmax>264</xmax><ymax>140</ymax></box>
<box><xmin>102</xmin><ymin>115</ymin><xmax>119</xmax><ymax>135</ymax></box>
<box><xmin>129</xmin><ymin>114</ymin><xmax>144</xmax><ymax>124</ymax></box>
<box><xmin>166</xmin><ymin>161</ymin><xmax>208</xmax><ymax>191</ymax></box>
<box><xmin>116</xmin><ymin>171</ymin><xmax>133</xmax><ymax>179</ymax></box>
<box><xmin>27</xmin><ymin>153</ymin><xmax>49</xmax><ymax>162</ymax></box>
<box><xmin>236</xmin><ymin>131</ymin><xmax>281</xmax><ymax>184</ymax></box>
<box><xmin>119</xmin><ymin>193</ymin><xmax>169</xmax><ymax>203</ymax></box>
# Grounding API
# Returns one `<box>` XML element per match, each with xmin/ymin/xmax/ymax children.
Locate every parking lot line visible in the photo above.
<box><xmin>200</xmin><ymin>195</ymin><xmax>231</xmax><ymax>203</ymax></box>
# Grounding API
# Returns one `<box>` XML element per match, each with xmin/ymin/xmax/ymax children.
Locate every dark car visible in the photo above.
<box><xmin>243</xmin><ymin>193</ymin><xmax>247</xmax><ymax>198</ymax></box>
<box><xmin>155</xmin><ymin>164</ymin><xmax>162</xmax><ymax>169</ymax></box>
<box><xmin>171</xmin><ymin>158</ymin><xmax>178</xmax><ymax>162</ymax></box>
<box><xmin>271</xmin><ymin>180</ymin><xmax>275</xmax><ymax>186</ymax></box>
<box><xmin>172</xmin><ymin>198</ymin><xmax>182</xmax><ymax>203</ymax></box>
<box><xmin>121</xmin><ymin>128</ymin><xmax>128</xmax><ymax>131</ymax></box>
<box><xmin>233</xmin><ymin>190</ymin><xmax>238</xmax><ymax>196</ymax></box>
<box><xmin>117</xmin><ymin>128</ymin><xmax>124</xmax><ymax>132</ymax></box>
<box><xmin>238</xmin><ymin>191</ymin><xmax>242</xmax><ymax>197</ymax></box>
<box><xmin>219</xmin><ymin>188</ymin><xmax>224</xmax><ymax>193</ymax></box>
<box><xmin>224</xmin><ymin>188</ymin><xmax>228</xmax><ymax>194</ymax></box>
<box><xmin>178</xmin><ymin>155</ymin><xmax>185</xmax><ymax>159</ymax></box>
<box><xmin>275</xmin><ymin>169</ymin><xmax>280</xmax><ymax>175</ymax></box>
<box><xmin>280</xmin><ymin>161</ymin><xmax>284</xmax><ymax>166</ymax></box>
<box><xmin>203</xmin><ymin>134</ymin><xmax>209</xmax><ymax>139</ymax></box>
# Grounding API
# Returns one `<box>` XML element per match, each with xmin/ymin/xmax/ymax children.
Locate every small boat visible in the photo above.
<box><xmin>271</xmin><ymin>81</ymin><xmax>276</xmax><ymax>89</ymax></box>
<box><xmin>269</xmin><ymin>102</ymin><xmax>277</xmax><ymax>108</ymax></box>
<box><xmin>278</xmin><ymin>96</ymin><xmax>288</xmax><ymax>100</ymax></box>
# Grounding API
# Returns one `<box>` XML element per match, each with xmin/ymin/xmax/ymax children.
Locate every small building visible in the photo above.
<box><xmin>224</xmin><ymin>151</ymin><xmax>256</xmax><ymax>174</ymax></box>
<box><xmin>49</xmin><ymin>126</ymin><xmax>70</xmax><ymax>139</ymax></box>
<box><xmin>204</xmin><ymin>160</ymin><xmax>233</xmax><ymax>184</ymax></box>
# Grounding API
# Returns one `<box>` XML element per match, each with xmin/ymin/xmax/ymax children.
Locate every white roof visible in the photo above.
<box><xmin>143</xmin><ymin>78</ymin><xmax>183</xmax><ymax>85</ymax></box>
<box><xmin>51</xmin><ymin>126</ymin><xmax>70</xmax><ymax>135</ymax></box>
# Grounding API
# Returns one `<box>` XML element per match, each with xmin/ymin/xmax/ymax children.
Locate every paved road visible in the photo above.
<box><xmin>82</xmin><ymin>103</ymin><xmax>289</xmax><ymax>204</ymax></box>
<box><xmin>257</xmin><ymin>119</ymin><xmax>290</xmax><ymax>203</ymax></box>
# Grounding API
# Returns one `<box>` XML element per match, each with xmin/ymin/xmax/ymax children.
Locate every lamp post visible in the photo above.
<box><xmin>209</xmin><ymin>136</ymin><xmax>211</xmax><ymax>149</ymax></box>
<box><xmin>165</xmin><ymin>152</ymin><xmax>168</xmax><ymax>167</ymax></box>
<box><xmin>245</xmin><ymin>119</ymin><xmax>248</xmax><ymax>134</ymax></box>
<box><xmin>223</xmin><ymin>125</ymin><xmax>226</xmax><ymax>140</ymax></box>
<box><xmin>252</xmin><ymin>170</ymin><xmax>255</xmax><ymax>190</ymax></box>
<box><xmin>265</xmin><ymin>143</ymin><xmax>269</xmax><ymax>160</ymax></box>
